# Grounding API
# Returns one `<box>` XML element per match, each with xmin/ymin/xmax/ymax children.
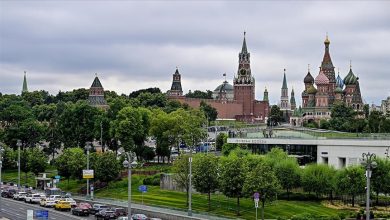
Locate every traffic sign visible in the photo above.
<box><xmin>82</xmin><ymin>169</ymin><xmax>94</xmax><ymax>179</ymax></box>
<box><xmin>54</xmin><ymin>175</ymin><xmax>60</xmax><ymax>179</ymax></box>
<box><xmin>35</xmin><ymin>210</ymin><xmax>48</xmax><ymax>220</ymax></box>
<box><xmin>138</xmin><ymin>185</ymin><xmax>147</xmax><ymax>193</ymax></box>
<box><xmin>254</xmin><ymin>192</ymin><xmax>260</xmax><ymax>200</ymax></box>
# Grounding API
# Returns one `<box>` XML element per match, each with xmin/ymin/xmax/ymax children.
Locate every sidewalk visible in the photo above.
<box><xmin>73</xmin><ymin>195</ymin><xmax>234</xmax><ymax>220</ymax></box>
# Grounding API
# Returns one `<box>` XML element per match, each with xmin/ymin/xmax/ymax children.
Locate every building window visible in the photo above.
<box><xmin>338</xmin><ymin>157</ymin><xmax>346</xmax><ymax>168</ymax></box>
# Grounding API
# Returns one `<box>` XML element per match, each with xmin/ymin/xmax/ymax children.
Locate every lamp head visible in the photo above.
<box><xmin>16</xmin><ymin>140</ymin><xmax>22</xmax><ymax>147</ymax></box>
<box><xmin>123</xmin><ymin>160</ymin><xmax>129</xmax><ymax>168</ymax></box>
<box><xmin>85</xmin><ymin>142</ymin><xmax>92</xmax><ymax>150</ymax></box>
<box><xmin>131</xmin><ymin>161</ymin><xmax>138</xmax><ymax>168</ymax></box>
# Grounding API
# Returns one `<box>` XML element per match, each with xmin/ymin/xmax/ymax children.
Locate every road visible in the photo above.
<box><xmin>0</xmin><ymin>198</ymin><xmax>95</xmax><ymax>220</ymax></box>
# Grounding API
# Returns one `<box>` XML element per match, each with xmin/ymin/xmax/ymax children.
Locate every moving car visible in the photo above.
<box><xmin>1</xmin><ymin>189</ymin><xmax>16</xmax><ymax>198</ymax></box>
<box><xmin>89</xmin><ymin>204</ymin><xmax>109</xmax><ymax>215</ymax></box>
<box><xmin>13</xmin><ymin>191</ymin><xmax>27</xmax><ymax>200</ymax></box>
<box><xmin>48</xmin><ymin>195</ymin><xmax>62</xmax><ymax>203</ymax></box>
<box><xmin>64</xmin><ymin>198</ymin><xmax>77</xmax><ymax>207</ymax></box>
<box><xmin>71</xmin><ymin>203</ymin><xmax>90</xmax><ymax>216</ymax></box>
<box><xmin>54</xmin><ymin>200</ymin><xmax>71</xmax><ymax>211</ymax></box>
<box><xmin>28</xmin><ymin>193</ymin><xmax>44</xmax><ymax>204</ymax></box>
<box><xmin>24</xmin><ymin>194</ymin><xmax>33</xmax><ymax>203</ymax></box>
<box><xmin>95</xmin><ymin>209</ymin><xmax>116</xmax><ymax>219</ymax></box>
<box><xmin>131</xmin><ymin>214</ymin><xmax>148</xmax><ymax>220</ymax></box>
<box><xmin>40</xmin><ymin>198</ymin><xmax>56</xmax><ymax>207</ymax></box>
<box><xmin>113</xmin><ymin>208</ymin><xmax>127</xmax><ymax>217</ymax></box>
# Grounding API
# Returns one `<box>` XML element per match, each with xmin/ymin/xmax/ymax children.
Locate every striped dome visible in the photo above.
<box><xmin>315</xmin><ymin>70</ymin><xmax>329</xmax><ymax>85</ymax></box>
<box><xmin>343</xmin><ymin>68</ymin><xmax>357</xmax><ymax>85</ymax></box>
<box><xmin>336</xmin><ymin>74</ymin><xmax>344</xmax><ymax>89</ymax></box>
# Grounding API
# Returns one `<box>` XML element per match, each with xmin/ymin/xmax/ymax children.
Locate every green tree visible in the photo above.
<box><xmin>368</xmin><ymin>111</ymin><xmax>384</xmax><ymax>133</ymax></box>
<box><xmin>20</xmin><ymin>149</ymin><xmax>30</xmax><ymax>184</ymax></box>
<box><xmin>193</xmin><ymin>154</ymin><xmax>219</xmax><ymax>211</ymax></box>
<box><xmin>268</xmin><ymin>105</ymin><xmax>283</xmax><ymax>126</ymax></box>
<box><xmin>112</xmin><ymin>107</ymin><xmax>151</xmax><ymax>158</ymax></box>
<box><xmin>27</xmin><ymin>148</ymin><xmax>48</xmax><ymax>176</ymax></box>
<box><xmin>301</xmin><ymin>164</ymin><xmax>336</xmax><ymax>198</ymax></box>
<box><xmin>221</xmin><ymin>143</ymin><xmax>239</xmax><ymax>156</ymax></box>
<box><xmin>243</xmin><ymin>161</ymin><xmax>281</xmax><ymax>220</ymax></box>
<box><xmin>329</xmin><ymin>103</ymin><xmax>356</xmax><ymax>131</ymax></box>
<box><xmin>274</xmin><ymin>158</ymin><xmax>301</xmax><ymax>200</ymax></box>
<box><xmin>219</xmin><ymin>153</ymin><xmax>247</xmax><ymax>216</ymax></box>
<box><xmin>215</xmin><ymin>133</ymin><xmax>227</xmax><ymax>151</ymax></box>
<box><xmin>94</xmin><ymin>152</ymin><xmax>120</xmax><ymax>183</ymax></box>
<box><xmin>335</xmin><ymin>166</ymin><xmax>365</xmax><ymax>207</ymax></box>
<box><xmin>57</xmin><ymin>101</ymin><xmax>99</xmax><ymax>148</ymax></box>
<box><xmin>263</xmin><ymin>147</ymin><xmax>288</xmax><ymax>168</ymax></box>
<box><xmin>172</xmin><ymin>154</ymin><xmax>191</xmax><ymax>207</ymax></box>
<box><xmin>181</xmin><ymin>109</ymin><xmax>207</xmax><ymax>151</ymax></box>
<box><xmin>185</xmin><ymin>90</ymin><xmax>213</xmax><ymax>99</ymax></box>
<box><xmin>200</xmin><ymin>101</ymin><xmax>218</xmax><ymax>125</ymax></box>
<box><xmin>1</xmin><ymin>145</ymin><xmax>16</xmax><ymax>170</ymax></box>
<box><xmin>371</xmin><ymin>158</ymin><xmax>390</xmax><ymax>204</ymax></box>
<box><xmin>55</xmin><ymin>148</ymin><xmax>86</xmax><ymax>187</ymax></box>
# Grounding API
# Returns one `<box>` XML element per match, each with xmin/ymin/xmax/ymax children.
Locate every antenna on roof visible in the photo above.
<box><xmin>308</xmin><ymin>64</ymin><xmax>310</xmax><ymax>72</ymax></box>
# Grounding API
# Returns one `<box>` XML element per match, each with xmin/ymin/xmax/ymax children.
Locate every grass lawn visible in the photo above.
<box><xmin>94</xmin><ymin>175</ymin><xmax>348</xmax><ymax>219</ymax></box>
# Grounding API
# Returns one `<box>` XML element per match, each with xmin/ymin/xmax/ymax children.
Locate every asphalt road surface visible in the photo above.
<box><xmin>0</xmin><ymin>198</ymin><xmax>95</xmax><ymax>220</ymax></box>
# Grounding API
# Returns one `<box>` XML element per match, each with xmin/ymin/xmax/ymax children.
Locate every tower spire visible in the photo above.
<box><xmin>282</xmin><ymin>69</ymin><xmax>288</xmax><ymax>89</ymax></box>
<box><xmin>22</xmin><ymin>71</ymin><xmax>28</xmax><ymax>93</ymax></box>
<box><xmin>241</xmin><ymin>31</ymin><xmax>248</xmax><ymax>53</ymax></box>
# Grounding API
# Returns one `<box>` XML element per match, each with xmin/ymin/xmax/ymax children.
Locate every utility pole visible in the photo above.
<box><xmin>16</xmin><ymin>140</ymin><xmax>22</xmax><ymax>190</ymax></box>
<box><xmin>188</xmin><ymin>154</ymin><xmax>192</xmax><ymax>216</ymax></box>
<box><xmin>361</xmin><ymin>152</ymin><xmax>377</xmax><ymax>220</ymax></box>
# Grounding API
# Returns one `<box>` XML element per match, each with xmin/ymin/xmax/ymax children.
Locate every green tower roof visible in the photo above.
<box><xmin>22</xmin><ymin>71</ymin><xmax>28</xmax><ymax>93</ymax></box>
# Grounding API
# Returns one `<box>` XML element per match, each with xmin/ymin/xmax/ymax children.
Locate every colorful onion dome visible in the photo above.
<box><xmin>336</xmin><ymin>73</ymin><xmax>344</xmax><ymax>89</ymax></box>
<box><xmin>315</xmin><ymin>70</ymin><xmax>329</xmax><ymax>85</ymax></box>
<box><xmin>307</xmin><ymin>85</ymin><xmax>317</xmax><ymax>94</ymax></box>
<box><xmin>343</xmin><ymin>68</ymin><xmax>358</xmax><ymax>85</ymax></box>
<box><xmin>304</xmin><ymin>71</ymin><xmax>314</xmax><ymax>84</ymax></box>
<box><xmin>334</xmin><ymin>86</ymin><xmax>343</xmax><ymax>93</ymax></box>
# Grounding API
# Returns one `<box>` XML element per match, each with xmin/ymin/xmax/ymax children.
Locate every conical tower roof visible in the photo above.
<box><xmin>336</xmin><ymin>72</ymin><xmax>344</xmax><ymax>89</ymax></box>
<box><xmin>91</xmin><ymin>75</ymin><xmax>103</xmax><ymax>88</ymax></box>
<box><xmin>22</xmin><ymin>71</ymin><xmax>28</xmax><ymax>93</ymax></box>
<box><xmin>241</xmin><ymin>32</ymin><xmax>248</xmax><ymax>53</ymax></box>
<box><xmin>282</xmin><ymin>69</ymin><xmax>288</xmax><ymax>89</ymax></box>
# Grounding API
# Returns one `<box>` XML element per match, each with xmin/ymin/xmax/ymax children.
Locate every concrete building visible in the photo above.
<box><xmin>381</xmin><ymin>96</ymin><xmax>390</xmax><ymax>116</ymax></box>
<box><xmin>228</xmin><ymin>133</ymin><xmax>389</xmax><ymax>169</ymax></box>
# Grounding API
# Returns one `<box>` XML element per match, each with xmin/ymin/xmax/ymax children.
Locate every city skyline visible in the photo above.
<box><xmin>1</xmin><ymin>1</ymin><xmax>389</xmax><ymax>106</ymax></box>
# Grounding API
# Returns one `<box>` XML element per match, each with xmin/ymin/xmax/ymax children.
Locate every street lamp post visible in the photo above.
<box><xmin>16</xmin><ymin>140</ymin><xmax>22</xmax><ymax>190</ymax></box>
<box><xmin>123</xmin><ymin>152</ymin><xmax>137</xmax><ymax>220</ymax></box>
<box><xmin>361</xmin><ymin>152</ymin><xmax>377</xmax><ymax>220</ymax></box>
<box><xmin>0</xmin><ymin>144</ymin><xmax>4</xmax><ymax>213</ymax></box>
<box><xmin>188</xmin><ymin>152</ymin><xmax>192</xmax><ymax>216</ymax></box>
<box><xmin>85</xmin><ymin>142</ymin><xmax>92</xmax><ymax>199</ymax></box>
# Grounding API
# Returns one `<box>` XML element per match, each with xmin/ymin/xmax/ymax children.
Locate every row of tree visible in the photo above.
<box><xmin>0</xmin><ymin>88</ymin><xmax>216</xmax><ymax>163</ymax></box>
<box><xmin>173</xmin><ymin>148</ymin><xmax>390</xmax><ymax>216</ymax></box>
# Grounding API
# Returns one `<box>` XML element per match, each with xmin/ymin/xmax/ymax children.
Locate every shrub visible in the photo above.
<box><xmin>291</xmin><ymin>213</ymin><xmax>340</xmax><ymax>220</ymax></box>
<box><xmin>143</xmin><ymin>174</ymin><xmax>160</xmax><ymax>186</ymax></box>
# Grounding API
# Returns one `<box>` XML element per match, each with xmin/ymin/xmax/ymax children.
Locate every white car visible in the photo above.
<box><xmin>30</xmin><ymin>193</ymin><xmax>44</xmax><ymax>203</ymax></box>
<box><xmin>48</xmin><ymin>195</ymin><xmax>62</xmax><ymax>203</ymax></box>
<box><xmin>40</xmin><ymin>198</ymin><xmax>56</xmax><ymax>207</ymax></box>
<box><xmin>24</xmin><ymin>194</ymin><xmax>33</xmax><ymax>202</ymax></box>
<box><xmin>131</xmin><ymin>214</ymin><xmax>148</xmax><ymax>220</ymax></box>
<box><xmin>64</xmin><ymin>198</ymin><xmax>77</xmax><ymax>207</ymax></box>
<box><xmin>13</xmin><ymin>192</ymin><xmax>27</xmax><ymax>200</ymax></box>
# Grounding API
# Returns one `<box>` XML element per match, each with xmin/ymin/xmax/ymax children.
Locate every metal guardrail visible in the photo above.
<box><xmin>72</xmin><ymin>195</ymin><xmax>233</xmax><ymax>220</ymax></box>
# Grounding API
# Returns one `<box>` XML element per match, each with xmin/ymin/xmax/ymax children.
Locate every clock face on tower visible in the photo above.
<box><xmin>240</xmin><ymin>69</ymin><xmax>246</xmax><ymax>76</ymax></box>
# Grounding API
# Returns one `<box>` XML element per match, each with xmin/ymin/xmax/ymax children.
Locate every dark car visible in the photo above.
<box><xmin>71</xmin><ymin>203</ymin><xmax>91</xmax><ymax>216</ymax></box>
<box><xmin>90</xmin><ymin>204</ymin><xmax>109</xmax><ymax>215</ymax></box>
<box><xmin>114</xmin><ymin>208</ymin><xmax>127</xmax><ymax>217</ymax></box>
<box><xmin>95</xmin><ymin>209</ymin><xmax>116</xmax><ymax>220</ymax></box>
<box><xmin>1</xmin><ymin>189</ymin><xmax>16</xmax><ymax>198</ymax></box>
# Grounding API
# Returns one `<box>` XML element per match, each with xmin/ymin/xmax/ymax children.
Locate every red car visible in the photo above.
<box><xmin>71</xmin><ymin>203</ymin><xmax>91</xmax><ymax>216</ymax></box>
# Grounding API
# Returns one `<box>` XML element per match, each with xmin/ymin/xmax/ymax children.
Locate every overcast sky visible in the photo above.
<box><xmin>1</xmin><ymin>1</ymin><xmax>389</xmax><ymax>106</ymax></box>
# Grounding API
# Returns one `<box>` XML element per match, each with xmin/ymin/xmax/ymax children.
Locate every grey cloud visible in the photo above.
<box><xmin>1</xmin><ymin>1</ymin><xmax>389</xmax><ymax>105</ymax></box>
